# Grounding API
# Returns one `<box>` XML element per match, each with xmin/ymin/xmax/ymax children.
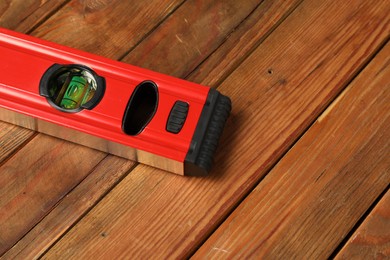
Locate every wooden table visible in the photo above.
<box><xmin>1</xmin><ymin>0</ymin><xmax>389</xmax><ymax>258</ymax></box>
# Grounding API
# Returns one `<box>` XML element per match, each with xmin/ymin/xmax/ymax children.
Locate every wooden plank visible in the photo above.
<box><xmin>0</xmin><ymin>122</ymin><xmax>35</xmax><ymax>164</ymax></box>
<box><xmin>0</xmin><ymin>0</ymin><xmax>294</xmax><ymax>257</ymax></box>
<box><xmin>335</xmin><ymin>189</ymin><xmax>390</xmax><ymax>259</ymax></box>
<box><xmin>0</xmin><ymin>0</ymin><xmax>68</xmax><ymax>32</ymax></box>
<box><xmin>194</xmin><ymin>43</ymin><xmax>390</xmax><ymax>258</ymax></box>
<box><xmin>32</xmin><ymin>0</ymin><xmax>185</xmax><ymax>58</ymax></box>
<box><xmin>122</xmin><ymin>0</ymin><xmax>262</xmax><ymax>77</ymax></box>
<box><xmin>41</xmin><ymin>0</ymin><xmax>390</xmax><ymax>259</ymax></box>
<box><xmin>2</xmin><ymin>156</ymin><xmax>135</xmax><ymax>259</ymax></box>
<box><xmin>187</xmin><ymin>0</ymin><xmax>303</xmax><ymax>86</ymax></box>
<box><xmin>0</xmin><ymin>0</ymin><xmax>186</xmax><ymax>255</ymax></box>
<box><xmin>0</xmin><ymin>135</ymin><xmax>107</xmax><ymax>254</ymax></box>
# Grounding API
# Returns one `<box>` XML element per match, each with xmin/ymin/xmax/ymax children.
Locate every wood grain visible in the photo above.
<box><xmin>0</xmin><ymin>122</ymin><xmax>35</xmax><ymax>165</ymax></box>
<box><xmin>0</xmin><ymin>0</ymin><xmax>67</xmax><ymax>32</ymax></box>
<box><xmin>122</xmin><ymin>0</ymin><xmax>261</xmax><ymax>78</ymax></box>
<box><xmin>336</xmin><ymin>189</ymin><xmax>390</xmax><ymax>259</ymax></box>
<box><xmin>187</xmin><ymin>0</ymin><xmax>303</xmax><ymax>86</ymax></box>
<box><xmin>193</xmin><ymin>42</ymin><xmax>390</xmax><ymax>259</ymax></box>
<box><xmin>0</xmin><ymin>135</ymin><xmax>106</xmax><ymax>254</ymax></box>
<box><xmin>32</xmin><ymin>0</ymin><xmax>185</xmax><ymax>58</ymax></box>
<box><xmin>42</xmin><ymin>0</ymin><xmax>390</xmax><ymax>259</ymax></box>
<box><xmin>2</xmin><ymin>156</ymin><xmax>135</xmax><ymax>259</ymax></box>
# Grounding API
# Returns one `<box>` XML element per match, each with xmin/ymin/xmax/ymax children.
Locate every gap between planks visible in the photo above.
<box><xmin>117</xmin><ymin>0</ymin><xmax>187</xmax><ymax>61</ymax></box>
<box><xmin>0</xmin><ymin>131</ymin><xmax>38</xmax><ymax>168</ymax></box>
<box><xmin>193</xmin><ymin>40</ymin><xmax>390</xmax><ymax>258</ymax></box>
<box><xmin>38</xmin><ymin>159</ymin><xmax>139</xmax><ymax>258</ymax></box>
<box><xmin>190</xmin><ymin>35</ymin><xmax>390</xmax><ymax>259</ymax></box>
<box><xmin>22</xmin><ymin>0</ymin><xmax>72</xmax><ymax>35</ymax></box>
<box><xmin>186</xmin><ymin>0</ymin><xmax>305</xmax><ymax>86</ymax></box>
<box><xmin>331</xmin><ymin>184</ymin><xmax>390</xmax><ymax>258</ymax></box>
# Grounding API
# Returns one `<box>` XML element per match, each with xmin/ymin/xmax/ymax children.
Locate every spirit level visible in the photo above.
<box><xmin>0</xmin><ymin>28</ymin><xmax>231</xmax><ymax>176</ymax></box>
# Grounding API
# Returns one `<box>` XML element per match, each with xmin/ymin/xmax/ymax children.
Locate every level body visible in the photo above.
<box><xmin>0</xmin><ymin>28</ymin><xmax>231</xmax><ymax>175</ymax></box>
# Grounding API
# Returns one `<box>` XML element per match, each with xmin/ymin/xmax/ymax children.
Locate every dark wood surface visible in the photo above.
<box><xmin>0</xmin><ymin>0</ymin><xmax>389</xmax><ymax>258</ymax></box>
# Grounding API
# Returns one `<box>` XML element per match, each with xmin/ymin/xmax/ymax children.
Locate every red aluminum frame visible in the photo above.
<box><xmin>0</xmin><ymin>27</ymin><xmax>231</xmax><ymax>175</ymax></box>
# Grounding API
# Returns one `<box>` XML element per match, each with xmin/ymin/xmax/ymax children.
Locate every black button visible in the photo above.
<box><xmin>166</xmin><ymin>101</ymin><xmax>189</xmax><ymax>133</ymax></box>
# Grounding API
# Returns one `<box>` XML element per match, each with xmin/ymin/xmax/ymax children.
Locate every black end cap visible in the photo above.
<box><xmin>184</xmin><ymin>88</ymin><xmax>231</xmax><ymax>176</ymax></box>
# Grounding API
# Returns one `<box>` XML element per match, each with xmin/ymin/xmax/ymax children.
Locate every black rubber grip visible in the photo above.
<box><xmin>166</xmin><ymin>101</ymin><xmax>189</xmax><ymax>133</ymax></box>
<box><xmin>184</xmin><ymin>88</ymin><xmax>231</xmax><ymax>176</ymax></box>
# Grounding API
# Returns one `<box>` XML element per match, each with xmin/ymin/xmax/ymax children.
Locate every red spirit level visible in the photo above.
<box><xmin>0</xmin><ymin>28</ymin><xmax>231</xmax><ymax>176</ymax></box>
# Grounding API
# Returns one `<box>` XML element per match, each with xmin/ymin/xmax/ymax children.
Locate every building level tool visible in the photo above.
<box><xmin>0</xmin><ymin>28</ymin><xmax>231</xmax><ymax>176</ymax></box>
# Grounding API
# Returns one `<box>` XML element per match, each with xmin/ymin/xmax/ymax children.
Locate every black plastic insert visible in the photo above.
<box><xmin>122</xmin><ymin>81</ymin><xmax>158</xmax><ymax>136</ymax></box>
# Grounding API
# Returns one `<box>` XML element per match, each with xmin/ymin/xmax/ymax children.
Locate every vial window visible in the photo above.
<box><xmin>40</xmin><ymin>64</ymin><xmax>105</xmax><ymax>113</ymax></box>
